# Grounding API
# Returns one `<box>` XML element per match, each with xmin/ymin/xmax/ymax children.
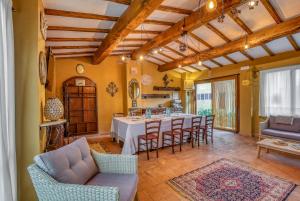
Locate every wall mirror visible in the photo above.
<box><xmin>128</xmin><ymin>79</ymin><xmax>140</xmax><ymax>107</ymax></box>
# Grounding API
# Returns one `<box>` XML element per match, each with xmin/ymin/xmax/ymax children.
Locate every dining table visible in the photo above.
<box><xmin>111</xmin><ymin>113</ymin><xmax>196</xmax><ymax>155</ymax></box>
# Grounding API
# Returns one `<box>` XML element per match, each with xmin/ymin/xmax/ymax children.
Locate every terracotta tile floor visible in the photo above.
<box><xmin>89</xmin><ymin>130</ymin><xmax>300</xmax><ymax>201</ymax></box>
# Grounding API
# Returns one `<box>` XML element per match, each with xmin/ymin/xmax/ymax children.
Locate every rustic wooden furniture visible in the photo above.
<box><xmin>257</xmin><ymin>138</ymin><xmax>300</xmax><ymax>158</ymax></box>
<box><xmin>137</xmin><ymin>120</ymin><xmax>162</xmax><ymax>160</ymax></box>
<box><xmin>40</xmin><ymin>119</ymin><xmax>67</xmax><ymax>152</ymax></box>
<box><xmin>162</xmin><ymin>118</ymin><xmax>184</xmax><ymax>154</ymax></box>
<box><xmin>183</xmin><ymin>116</ymin><xmax>202</xmax><ymax>148</ymax></box>
<box><xmin>202</xmin><ymin>115</ymin><xmax>215</xmax><ymax>144</ymax></box>
<box><xmin>63</xmin><ymin>77</ymin><xmax>98</xmax><ymax>137</ymax></box>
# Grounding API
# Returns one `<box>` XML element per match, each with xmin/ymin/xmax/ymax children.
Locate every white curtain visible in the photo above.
<box><xmin>260</xmin><ymin>65</ymin><xmax>300</xmax><ymax>117</ymax></box>
<box><xmin>0</xmin><ymin>0</ymin><xmax>17</xmax><ymax>201</ymax></box>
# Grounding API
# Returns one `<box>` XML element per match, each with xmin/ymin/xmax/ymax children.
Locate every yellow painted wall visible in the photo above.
<box><xmin>14</xmin><ymin>0</ymin><xmax>46</xmax><ymax>200</ymax></box>
<box><xmin>54</xmin><ymin>57</ymin><xmax>182</xmax><ymax>133</ymax></box>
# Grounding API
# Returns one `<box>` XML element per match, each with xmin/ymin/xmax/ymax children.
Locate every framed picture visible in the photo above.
<box><xmin>39</xmin><ymin>51</ymin><xmax>47</xmax><ymax>85</ymax></box>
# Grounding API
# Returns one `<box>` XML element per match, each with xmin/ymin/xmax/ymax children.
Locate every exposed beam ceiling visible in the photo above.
<box><xmin>46</xmin><ymin>37</ymin><xmax>103</xmax><ymax>42</ymax></box>
<box><xmin>92</xmin><ymin>0</ymin><xmax>164</xmax><ymax>64</ymax></box>
<box><xmin>50</xmin><ymin>45</ymin><xmax>99</xmax><ymax>49</ymax></box>
<box><xmin>158</xmin><ymin>15</ymin><xmax>300</xmax><ymax>71</ymax></box>
<box><xmin>48</xmin><ymin>26</ymin><xmax>110</xmax><ymax>33</ymax></box>
<box><xmin>132</xmin><ymin>0</ymin><xmax>247</xmax><ymax>59</ymax></box>
<box><xmin>53</xmin><ymin>51</ymin><xmax>95</xmax><ymax>56</ymax></box>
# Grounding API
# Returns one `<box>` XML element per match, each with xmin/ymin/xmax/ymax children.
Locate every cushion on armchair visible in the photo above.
<box><xmin>34</xmin><ymin>137</ymin><xmax>98</xmax><ymax>184</ymax></box>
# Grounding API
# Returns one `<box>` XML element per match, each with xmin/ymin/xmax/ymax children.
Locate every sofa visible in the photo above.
<box><xmin>260</xmin><ymin>116</ymin><xmax>300</xmax><ymax>142</ymax></box>
<box><xmin>28</xmin><ymin>137</ymin><xmax>138</xmax><ymax>201</ymax></box>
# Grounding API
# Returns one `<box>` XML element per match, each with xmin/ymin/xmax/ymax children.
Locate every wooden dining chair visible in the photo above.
<box><xmin>137</xmin><ymin>120</ymin><xmax>162</xmax><ymax>160</ymax></box>
<box><xmin>183</xmin><ymin>116</ymin><xmax>202</xmax><ymax>148</ymax></box>
<box><xmin>202</xmin><ymin>115</ymin><xmax>215</xmax><ymax>144</ymax></box>
<box><xmin>162</xmin><ymin>118</ymin><xmax>184</xmax><ymax>154</ymax></box>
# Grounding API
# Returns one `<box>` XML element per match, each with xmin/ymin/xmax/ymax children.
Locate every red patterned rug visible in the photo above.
<box><xmin>168</xmin><ymin>159</ymin><xmax>296</xmax><ymax>201</ymax></box>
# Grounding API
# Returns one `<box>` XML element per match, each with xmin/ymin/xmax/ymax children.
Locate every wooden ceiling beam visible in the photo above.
<box><xmin>260</xmin><ymin>0</ymin><xmax>282</xmax><ymax>24</ymax></box>
<box><xmin>206</xmin><ymin>23</ymin><xmax>231</xmax><ymax>43</ymax></box>
<box><xmin>287</xmin><ymin>35</ymin><xmax>300</xmax><ymax>51</ymax></box>
<box><xmin>261</xmin><ymin>44</ymin><xmax>274</xmax><ymax>56</ymax></box>
<box><xmin>123</xmin><ymin>38</ymin><xmax>150</xmax><ymax>42</ymax></box>
<box><xmin>148</xmin><ymin>55</ymin><xmax>166</xmax><ymax>63</ymax></box>
<box><xmin>224</xmin><ymin>55</ymin><xmax>237</xmax><ymax>64</ymax></box>
<box><xmin>132</xmin><ymin>0</ymin><xmax>246</xmax><ymax>59</ymax></box>
<box><xmin>118</xmin><ymin>44</ymin><xmax>142</xmax><ymax>48</ymax></box>
<box><xmin>46</xmin><ymin>37</ymin><xmax>103</xmax><ymax>42</ymax></box>
<box><xmin>92</xmin><ymin>0</ymin><xmax>164</xmax><ymax>64</ymax></box>
<box><xmin>158</xmin><ymin>5</ymin><xmax>192</xmax><ymax>15</ymax></box>
<box><xmin>157</xmin><ymin>51</ymin><xmax>175</xmax><ymax>60</ymax></box>
<box><xmin>45</xmin><ymin>9</ymin><xmax>118</xmax><ymax>21</ymax></box>
<box><xmin>158</xmin><ymin>16</ymin><xmax>300</xmax><ymax>71</ymax></box>
<box><xmin>210</xmin><ymin>59</ymin><xmax>223</xmax><ymax>67</ymax></box>
<box><xmin>50</xmin><ymin>45</ymin><xmax>99</xmax><ymax>49</ymax></box>
<box><xmin>53</xmin><ymin>51</ymin><xmax>95</xmax><ymax>56</ymax></box>
<box><xmin>227</xmin><ymin>11</ymin><xmax>252</xmax><ymax>34</ymax></box>
<box><xmin>131</xmin><ymin>30</ymin><xmax>161</xmax><ymax>34</ymax></box>
<box><xmin>56</xmin><ymin>55</ymin><xmax>92</xmax><ymax>59</ymax></box>
<box><xmin>188</xmin><ymin>66</ymin><xmax>201</xmax><ymax>71</ymax></box>
<box><xmin>48</xmin><ymin>26</ymin><xmax>110</xmax><ymax>33</ymax></box>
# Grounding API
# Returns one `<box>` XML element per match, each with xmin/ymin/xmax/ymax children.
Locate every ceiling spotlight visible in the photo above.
<box><xmin>178</xmin><ymin>64</ymin><xmax>182</xmax><ymax>68</ymax></box>
<box><xmin>198</xmin><ymin>61</ymin><xmax>202</xmax><ymax>66</ymax></box>
<box><xmin>153</xmin><ymin>49</ymin><xmax>158</xmax><ymax>54</ymax></box>
<box><xmin>206</xmin><ymin>0</ymin><xmax>217</xmax><ymax>11</ymax></box>
<box><xmin>121</xmin><ymin>55</ymin><xmax>126</xmax><ymax>61</ymax></box>
<box><xmin>139</xmin><ymin>55</ymin><xmax>144</xmax><ymax>61</ymax></box>
<box><xmin>159</xmin><ymin>47</ymin><xmax>163</xmax><ymax>52</ymax></box>
<box><xmin>244</xmin><ymin>44</ymin><xmax>249</xmax><ymax>49</ymax></box>
<box><xmin>248</xmin><ymin>0</ymin><xmax>258</xmax><ymax>10</ymax></box>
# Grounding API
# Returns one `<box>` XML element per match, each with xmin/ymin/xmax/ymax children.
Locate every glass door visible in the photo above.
<box><xmin>196</xmin><ymin>76</ymin><xmax>238</xmax><ymax>132</ymax></box>
<box><xmin>196</xmin><ymin>83</ymin><xmax>212</xmax><ymax>116</ymax></box>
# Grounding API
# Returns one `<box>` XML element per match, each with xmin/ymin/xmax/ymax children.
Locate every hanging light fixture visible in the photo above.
<box><xmin>153</xmin><ymin>49</ymin><xmax>158</xmax><ymax>54</ymax></box>
<box><xmin>178</xmin><ymin>64</ymin><xmax>182</xmax><ymax>68</ymax></box>
<box><xmin>159</xmin><ymin>47</ymin><xmax>163</xmax><ymax>52</ymax></box>
<box><xmin>206</xmin><ymin>0</ymin><xmax>217</xmax><ymax>11</ymax></box>
<box><xmin>139</xmin><ymin>55</ymin><xmax>144</xmax><ymax>61</ymax></box>
<box><xmin>121</xmin><ymin>55</ymin><xmax>126</xmax><ymax>61</ymax></box>
<box><xmin>217</xmin><ymin>0</ymin><xmax>225</xmax><ymax>23</ymax></box>
<box><xmin>244</xmin><ymin>35</ymin><xmax>249</xmax><ymax>49</ymax></box>
<box><xmin>198</xmin><ymin>60</ymin><xmax>202</xmax><ymax>66</ymax></box>
<box><xmin>248</xmin><ymin>0</ymin><xmax>259</xmax><ymax>10</ymax></box>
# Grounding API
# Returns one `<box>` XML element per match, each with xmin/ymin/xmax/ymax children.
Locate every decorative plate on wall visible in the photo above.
<box><xmin>76</xmin><ymin>64</ymin><xmax>85</xmax><ymax>74</ymax></box>
<box><xmin>39</xmin><ymin>51</ymin><xmax>47</xmax><ymax>85</ymax></box>
<box><xmin>40</xmin><ymin>11</ymin><xmax>47</xmax><ymax>40</ymax></box>
<box><xmin>141</xmin><ymin>74</ymin><xmax>153</xmax><ymax>86</ymax></box>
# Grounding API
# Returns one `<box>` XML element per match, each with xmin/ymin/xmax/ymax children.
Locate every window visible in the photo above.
<box><xmin>260</xmin><ymin>65</ymin><xmax>300</xmax><ymax>116</ymax></box>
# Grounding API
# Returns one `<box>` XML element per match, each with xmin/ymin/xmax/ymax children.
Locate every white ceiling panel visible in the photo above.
<box><xmin>125</xmin><ymin>33</ymin><xmax>157</xmax><ymax>39</ymax></box>
<box><xmin>244</xmin><ymin>46</ymin><xmax>269</xmax><ymax>58</ymax></box>
<box><xmin>213</xmin><ymin>56</ymin><xmax>232</xmax><ymax>65</ymax></box>
<box><xmin>227</xmin><ymin>52</ymin><xmax>248</xmax><ymax>62</ymax></box>
<box><xmin>174</xmin><ymin>68</ymin><xmax>186</xmax><ymax>73</ymax></box>
<box><xmin>270</xmin><ymin>0</ymin><xmax>300</xmax><ymax>21</ymax></box>
<box><xmin>47</xmin><ymin>30</ymin><xmax>107</xmax><ymax>38</ymax></box>
<box><xmin>46</xmin><ymin>41</ymin><xmax>101</xmax><ymax>46</ymax></box>
<box><xmin>147</xmin><ymin>10</ymin><xmax>186</xmax><ymax>23</ymax></box>
<box><xmin>203</xmin><ymin>60</ymin><xmax>218</xmax><ymax>68</ymax></box>
<box><xmin>183</xmin><ymin>66</ymin><xmax>197</xmax><ymax>72</ymax></box>
<box><xmin>145</xmin><ymin>56</ymin><xmax>164</xmax><ymax>65</ymax></box>
<box><xmin>45</xmin><ymin>0</ymin><xmax>127</xmax><ymax>17</ymax></box>
<box><xmin>119</xmin><ymin>41</ymin><xmax>147</xmax><ymax>45</ymax></box>
<box><xmin>115</xmin><ymin>46</ymin><xmax>138</xmax><ymax>50</ymax></box>
<box><xmin>191</xmin><ymin>64</ymin><xmax>207</xmax><ymax>71</ymax></box>
<box><xmin>209</xmin><ymin>14</ymin><xmax>245</xmax><ymax>40</ymax></box>
<box><xmin>292</xmin><ymin>33</ymin><xmax>300</xmax><ymax>47</ymax></box>
<box><xmin>151</xmin><ymin>53</ymin><xmax>173</xmax><ymax>62</ymax></box>
<box><xmin>266</xmin><ymin>37</ymin><xmax>294</xmax><ymax>54</ymax></box>
<box><xmin>237</xmin><ymin>2</ymin><xmax>276</xmax><ymax>32</ymax></box>
<box><xmin>161</xmin><ymin>0</ymin><xmax>200</xmax><ymax>11</ymax></box>
<box><xmin>192</xmin><ymin>26</ymin><xmax>226</xmax><ymax>47</ymax></box>
<box><xmin>136</xmin><ymin>24</ymin><xmax>170</xmax><ymax>32</ymax></box>
<box><xmin>46</xmin><ymin>15</ymin><xmax>115</xmax><ymax>29</ymax></box>
<box><xmin>52</xmin><ymin>48</ymin><xmax>97</xmax><ymax>53</ymax></box>
<box><xmin>55</xmin><ymin>54</ymin><xmax>93</xmax><ymax>58</ymax></box>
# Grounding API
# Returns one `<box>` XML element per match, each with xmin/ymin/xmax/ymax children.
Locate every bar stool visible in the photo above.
<box><xmin>183</xmin><ymin>116</ymin><xmax>202</xmax><ymax>147</ymax></box>
<box><xmin>137</xmin><ymin>120</ymin><xmax>161</xmax><ymax>160</ymax></box>
<box><xmin>162</xmin><ymin>118</ymin><xmax>184</xmax><ymax>154</ymax></box>
<box><xmin>202</xmin><ymin>115</ymin><xmax>215</xmax><ymax>144</ymax></box>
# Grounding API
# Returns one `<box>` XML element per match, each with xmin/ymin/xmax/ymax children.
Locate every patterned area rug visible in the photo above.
<box><xmin>168</xmin><ymin>159</ymin><xmax>296</xmax><ymax>201</ymax></box>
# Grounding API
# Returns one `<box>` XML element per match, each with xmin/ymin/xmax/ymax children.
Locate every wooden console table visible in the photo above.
<box><xmin>40</xmin><ymin>119</ymin><xmax>67</xmax><ymax>152</ymax></box>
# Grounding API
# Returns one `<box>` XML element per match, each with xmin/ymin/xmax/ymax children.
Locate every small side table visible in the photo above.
<box><xmin>40</xmin><ymin>119</ymin><xmax>67</xmax><ymax>152</ymax></box>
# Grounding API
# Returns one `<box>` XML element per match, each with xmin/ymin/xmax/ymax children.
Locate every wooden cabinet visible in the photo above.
<box><xmin>63</xmin><ymin>77</ymin><xmax>98</xmax><ymax>136</ymax></box>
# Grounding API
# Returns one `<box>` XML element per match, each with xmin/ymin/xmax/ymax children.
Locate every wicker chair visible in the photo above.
<box><xmin>28</xmin><ymin>138</ymin><xmax>138</xmax><ymax>201</ymax></box>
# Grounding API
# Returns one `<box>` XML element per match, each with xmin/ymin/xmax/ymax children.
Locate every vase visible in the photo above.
<box><xmin>44</xmin><ymin>98</ymin><xmax>64</xmax><ymax>121</ymax></box>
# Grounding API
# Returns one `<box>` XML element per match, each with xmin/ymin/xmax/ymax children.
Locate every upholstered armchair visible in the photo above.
<box><xmin>28</xmin><ymin>138</ymin><xmax>138</xmax><ymax>201</ymax></box>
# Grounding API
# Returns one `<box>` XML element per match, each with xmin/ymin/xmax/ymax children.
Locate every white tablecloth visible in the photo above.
<box><xmin>111</xmin><ymin>114</ymin><xmax>195</xmax><ymax>155</ymax></box>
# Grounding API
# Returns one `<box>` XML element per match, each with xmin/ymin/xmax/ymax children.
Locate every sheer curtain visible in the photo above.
<box><xmin>0</xmin><ymin>0</ymin><xmax>17</xmax><ymax>201</ymax></box>
<box><xmin>260</xmin><ymin>65</ymin><xmax>300</xmax><ymax>117</ymax></box>
<box><xmin>213</xmin><ymin>79</ymin><xmax>236</xmax><ymax>130</ymax></box>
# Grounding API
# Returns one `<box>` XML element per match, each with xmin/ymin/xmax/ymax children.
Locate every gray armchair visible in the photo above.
<box><xmin>28</xmin><ymin>137</ymin><xmax>138</xmax><ymax>201</ymax></box>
